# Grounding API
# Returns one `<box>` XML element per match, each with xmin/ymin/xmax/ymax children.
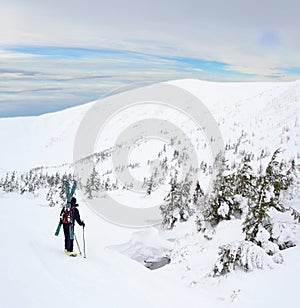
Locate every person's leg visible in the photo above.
<box><xmin>66</xmin><ymin>224</ymin><xmax>74</xmax><ymax>252</ymax></box>
<box><xmin>69</xmin><ymin>224</ymin><xmax>74</xmax><ymax>252</ymax></box>
<box><xmin>63</xmin><ymin>224</ymin><xmax>69</xmax><ymax>250</ymax></box>
<box><xmin>70</xmin><ymin>238</ymin><xmax>74</xmax><ymax>252</ymax></box>
<box><xmin>63</xmin><ymin>224</ymin><xmax>73</xmax><ymax>252</ymax></box>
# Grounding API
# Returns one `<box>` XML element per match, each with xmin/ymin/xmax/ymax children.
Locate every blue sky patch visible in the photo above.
<box><xmin>0</xmin><ymin>45</ymin><xmax>286</xmax><ymax>117</ymax></box>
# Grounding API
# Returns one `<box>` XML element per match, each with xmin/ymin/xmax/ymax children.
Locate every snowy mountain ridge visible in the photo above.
<box><xmin>0</xmin><ymin>79</ymin><xmax>299</xmax><ymax>172</ymax></box>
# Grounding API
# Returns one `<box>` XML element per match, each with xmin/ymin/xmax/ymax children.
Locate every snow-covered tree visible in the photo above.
<box><xmin>235</xmin><ymin>153</ymin><xmax>256</xmax><ymax>197</ymax></box>
<box><xmin>85</xmin><ymin>167</ymin><xmax>100</xmax><ymax>199</ymax></box>
<box><xmin>160</xmin><ymin>174</ymin><xmax>193</xmax><ymax>229</ymax></box>
<box><xmin>1</xmin><ymin>172</ymin><xmax>19</xmax><ymax>193</ymax></box>
<box><xmin>46</xmin><ymin>185</ymin><xmax>59</xmax><ymax>207</ymax></box>
<box><xmin>145</xmin><ymin>174</ymin><xmax>156</xmax><ymax>195</ymax></box>
<box><xmin>160</xmin><ymin>157</ymin><xmax>169</xmax><ymax>174</ymax></box>
<box><xmin>192</xmin><ymin>180</ymin><xmax>206</xmax><ymax>232</ymax></box>
<box><xmin>104</xmin><ymin>177</ymin><xmax>111</xmax><ymax>191</ymax></box>
<box><xmin>193</xmin><ymin>180</ymin><xmax>204</xmax><ymax>205</ymax></box>
<box><xmin>202</xmin><ymin>153</ymin><xmax>237</xmax><ymax>226</ymax></box>
<box><xmin>243</xmin><ymin>149</ymin><xmax>297</xmax><ymax>247</ymax></box>
<box><xmin>160</xmin><ymin>182</ymin><xmax>178</xmax><ymax>229</ymax></box>
<box><xmin>178</xmin><ymin>175</ymin><xmax>193</xmax><ymax>222</ymax></box>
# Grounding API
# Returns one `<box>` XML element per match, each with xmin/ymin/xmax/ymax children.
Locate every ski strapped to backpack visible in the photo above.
<box><xmin>54</xmin><ymin>180</ymin><xmax>77</xmax><ymax>237</ymax></box>
<box><xmin>66</xmin><ymin>180</ymin><xmax>77</xmax><ymax>203</ymax></box>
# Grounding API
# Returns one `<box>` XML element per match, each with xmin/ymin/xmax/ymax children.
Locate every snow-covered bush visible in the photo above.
<box><xmin>211</xmin><ymin>240</ymin><xmax>274</xmax><ymax>276</ymax></box>
<box><xmin>254</xmin><ymin>225</ymin><xmax>284</xmax><ymax>262</ymax></box>
<box><xmin>267</xmin><ymin>222</ymin><xmax>297</xmax><ymax>250</ymax></box>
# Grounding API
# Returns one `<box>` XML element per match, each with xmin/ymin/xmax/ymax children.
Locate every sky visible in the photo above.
<box><xmin>0</xmin><ymin>0</ymin><xmax>300</xmax><ymax>117</ymax></box>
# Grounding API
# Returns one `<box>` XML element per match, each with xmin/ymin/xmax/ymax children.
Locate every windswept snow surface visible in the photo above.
<box><xmin>1</xmin><ymin>192</ymin><xmax>299</xmax><ymax>308</ymax></box>
<box><xmin>0</xmin><ymin>101</ymin><xmax>93</xmax><ymax>172</ymax></box>
<box><xmin>1</xmin><ymin>79</ymin><xmax>299</xmax><ymax>171</ymax></box>
<box><xmin>1</xmin><ymin>79</ymin><xmax>300</xmax><ymax>307</ymax></box>
<box><xmin>1</xmin><ymin>193</ymin><xmax>210</xmax><ymax>308</ymax></box>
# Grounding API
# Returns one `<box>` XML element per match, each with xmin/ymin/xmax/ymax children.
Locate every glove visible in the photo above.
<box><xmin>81</xmin><ymin>221</ymin><xmax>85</xmax><ymax>228</ymax></box>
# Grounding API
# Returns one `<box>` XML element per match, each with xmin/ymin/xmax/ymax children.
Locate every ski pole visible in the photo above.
<box><xmin>74</xmin><ymin>233</ymin><xmax>82</xmax><ymax>256</ymax></box>
<box><xmin>83</xmin><ymin>226</ymin><xmax>86</xmax><ymax>258</ymax></box>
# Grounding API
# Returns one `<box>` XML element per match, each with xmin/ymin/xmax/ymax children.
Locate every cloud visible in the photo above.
<box><xmin>0</xmin><ymin>45</ymin><xmax>261</xmax><ymax>117</ymax></box>
<box><xmin>1</xmin><ymin>0</ymin><xmax>300</xmax><ymax>77</ymax></box>
<box><xmin>1</xmin><ymin>1</ymin><xmax>300</xmax><ymax>116</ymax></box>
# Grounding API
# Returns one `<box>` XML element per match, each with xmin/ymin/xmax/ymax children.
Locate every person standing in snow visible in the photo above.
<box><xmin>60</xmin><ymin>197</ymin><xmax>85</xmax><ymax>257</ymax></box>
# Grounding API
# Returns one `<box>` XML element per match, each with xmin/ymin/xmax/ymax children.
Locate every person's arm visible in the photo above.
<box><xmin>72</xmin><ymin>207</ymin><xmax>85</xmax><ymax>226</ymax></box>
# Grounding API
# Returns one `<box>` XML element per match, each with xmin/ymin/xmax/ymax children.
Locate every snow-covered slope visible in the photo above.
<box><xmin>170</xmin><ymin>79</ymin><xmax>300</xmax><ymax>157</ymax></box>
<box><xmin>1</xmin><ymin>192</ymin><xmax>299</xmax><ymax>308</ymax></box>
<box><xmin>1</xmin><ymin>79</ymin><xmax>300</xmax><ymax>308</ymax></box>
<box><xmin>1</xmin><ymin>193</ymin><xmax>206</xmax><ymax>308</ymax></box>
<box><xmin>0</xmin><ymin>101</ymin><xmax>93</xmax><ymax>171</ymax></box>
<box><xmin>1</xmin><ymin>79</ymin><xmax>299</xmax><ymax>172</ymax></box>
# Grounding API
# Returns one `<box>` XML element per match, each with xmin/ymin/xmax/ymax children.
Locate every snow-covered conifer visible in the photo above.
<box><xmin>85</xmin><ymin>167</ymin><xmax>101</xmax><ymax>199</ymax></box>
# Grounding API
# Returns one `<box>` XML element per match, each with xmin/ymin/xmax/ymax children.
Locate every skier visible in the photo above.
<box><xmin>60</xmin><ymin>197</ymin><xmax>85</xmax><ymax>257</ymax></box>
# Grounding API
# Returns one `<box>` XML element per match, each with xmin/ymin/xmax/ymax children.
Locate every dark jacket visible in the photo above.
<box><xmin>69</xmin><ymin>197</ymin><xmax>84</xmax><ymax>226</ymax></box>
<box><xmin>71</xmin><ymin>205</ymin><xmax>84</xmax><ymax>226</ymax></box>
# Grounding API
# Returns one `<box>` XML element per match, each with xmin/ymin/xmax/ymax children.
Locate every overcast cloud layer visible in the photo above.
<box><xmin>0</xmin><ymin>0</ymin><xmax>300</xmax><ymax>116</ymax></box>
